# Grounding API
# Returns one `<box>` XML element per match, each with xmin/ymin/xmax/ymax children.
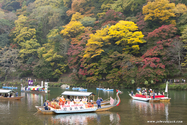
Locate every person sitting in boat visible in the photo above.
<box><xmin>136</xmin><ymin>87</ymin><xmax>141</xmax><ymax>92</ymax></box>
<box><xmin>67</xmin><ymin>95</ymin><xmax>70</xmax><ymax>100</ymax></box>
<box><xmin>139</xmin><ymin>91</ymin><xmax>142</xmax><ymax>95</ymax></box>
<box><xmin>43</xmin><ymin>100</ymin><xmax>49</xmax><ymax>110</ymax></box>
<box><xmin>149</xmin><ymin>89</ymin><xmax>152</xmax><ymax>93</ymax></box>
<box><xmin>96</xmin><ymin>97</ymin><xmax>103</xmax><ymax>108</ymax></box>
<box><xmin>82</xmin><ymin>97</ymin><xmax>87</xmax><ymax>104</ymax></box>
<box><xmin>145</xmin><ymin>89</ymin><xmax>147</xmax><ymax>94</ymax></box>
<box><xmin>75</xmin><ymin>97</ymin><xmax>80</xmax><ymax>104</ymax></box>
<box><xmin>51</xmin><ymin>99</ymin><xmax>58</xmax><ymax>108</ymax></box>
<box><xmin>142</xmin><ymin>90</ymin><xmax>145</xmax><ymax>95</ymax></box>
<box><xmin>70</xmin><ymin>98</ymin><xmax>74</xmax><ymax>101</ymax></box>
<box><xmin>70</xmin><ymin>100</ymin><xmax>74</xmax><ymax>105</ymax></box>
<box><xmin>4</xmin><ymin>93</ymin><xmax>8</xmax><ymax>97</ymax></box>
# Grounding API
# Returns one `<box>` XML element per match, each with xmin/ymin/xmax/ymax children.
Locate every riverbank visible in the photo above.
<box><xmin>0</xmin><ymin>80</ymin><xmax>187</xmax><ymax>90</ymax></box>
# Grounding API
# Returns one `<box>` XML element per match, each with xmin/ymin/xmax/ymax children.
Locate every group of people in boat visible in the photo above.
<box><xmin>43</xmin><ymin>95</ymin><xmax>94</xmax><ymax>110</ymax></box>
<box><xmin>0</xmin><ymin>92</ymin><xmax>18</xmax><ymax>98</ymax></box>
<box><xmin>131</xmin><ymin>87</ymin><xmax>165</xmax><ymax>98</ymax></box>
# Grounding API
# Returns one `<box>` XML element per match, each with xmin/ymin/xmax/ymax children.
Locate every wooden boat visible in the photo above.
<box><xmin>65</xmin><ymin>87</ymin><xmax>70</xmax><ymax>90</ymax></box>
<box><xmin>72</xmin><ymin>87</ymin><xmax>80</xmax><ymax>90</ymax></box>
<box><xmin>103</xmin><ymin>88</ymin><xmax>114</xmax><ymax>91</ymax></box>
<box><xmin>35</xmin><ymin>89</ymin><xmax>122</xmax><ymax>114</ymax></box>
<box><xmin>160</xmin><ymin>81</ymin><xmax>171</xmax><ymax>102</ymax></box>
<box><xmin>96</xmin><ymin>88</ymin><xmax>105</xmax><ymax>90</ymax></box>
<box><xmin>129</xmin><ymin>93</ymin><xmax>151</xmax><ymax>102</ymax></box>
<box><xmin>21</xmin><ymin>85</ymin><xmax>50</xmax><ymax>94</ymax></box>
<box><xmin>129</xmin><ymin>82</ymin><xmax>171</xmax><ymax>102</ymax></box>
<box><xmin>160</xmin><ymin>97</ymin><xmax>171</xmax><ymax>102</ymax></box>
<box><xmin>0</xmin><ymin>89</ymin><xmax>23</xmax><ymax>100</ymax></box>
<box><xmin>2</xmin><ymin>86</ymin><xmax>18</xmax><ymax>89</ymax></box>
<box><xmin>78</xmin><ymin>88</ymin><xmax>87</xmax><ymax>91</ymax></box>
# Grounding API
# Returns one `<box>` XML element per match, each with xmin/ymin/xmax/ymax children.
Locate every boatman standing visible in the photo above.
<box><xmin>43</xmin><ymin>100</ymin><xmax>49</xmax><ymax>110</ymax></box>
<box><xmin>131</xmin><ymin>90</ymin><xmax>133</xmax><ymax>96</ymax></box>
<box><xmin>96</xmin><ymin>97</ymin><xmax>103</xmax><ymax>108</ymax></box>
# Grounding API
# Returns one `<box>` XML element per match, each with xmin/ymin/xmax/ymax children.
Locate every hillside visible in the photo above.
<box><xmin>0</xmin><ymin>0</ymin><xmax>187</xmax><ymax>87</ymax></box>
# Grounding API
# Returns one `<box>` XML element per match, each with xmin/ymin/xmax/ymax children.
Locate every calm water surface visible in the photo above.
<box><xmin>0</xmin><ymin>88</ymin><xmax>186</xmax><ymax>125</ymax></box>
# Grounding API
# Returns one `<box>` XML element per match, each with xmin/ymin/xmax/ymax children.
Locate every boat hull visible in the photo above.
<box><xmin>96</xmin><ymin>88</ymin><xmax>105</xmax><ymax>90</ymax></box>
<box><xmin>2</xmin><ymin>86</ymin><xmax>18</xmax><ymax>89</ymax></box>
<box><xmin>160</xmin><ymin>97</ymin><xmax>171</xmax><ymax>102</ymax></box>
<box><xmin>149</xmin><ymin>99</ymin><xmax>160</xmax><ymax>103</ymax></box>
<box><xmin>129</xmin><ymin>94</ymin><xmax>171</xmax><ymax>102</ymax></box>
<box><xmin>103</xmin><ymin>89</ymin><xmax>114</xmax><ymax>91</ymax></box>
<box><xmin>0</xmin><ymin>96</ymin><xmax>23</xmax><ymax>100</ymax></box>
<box><xmin>96</xmin><ymin>105</ymin><xmax>114</xmax><ymax>112</ymax></box>
<box><xmin>23</xmin><ymin>90</ymin><xmax>50</xmax><ymax>94</ymax></box>
<box><xmin>35</xmin><ymin>106</ymin><xmax>55</xmax><ymax>115</ymax></box>
<box><xmin>79</xmin><ymin>89</ymin><xmax>87</xmax><ymax>91</ymax></box>
<box><xmin>36</xmin><ymin>104</ymin><xmax>115</xmax><ymax>115</ymax></box>
<box><xmin>54</xmin><ymin>108</ymin><xmax>97</xmax><ymax>114</ymax></box>
<box><xmin>129</xmin><ymin>94</ymin><xmax>151</xmax><ymax>102</ymax></box>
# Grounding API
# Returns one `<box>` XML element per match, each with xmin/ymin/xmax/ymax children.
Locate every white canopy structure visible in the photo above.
<box><xmin>0</xmin><ymin>89</ymin><xmax>14</xmax><ymax>93</ymax></box>
<box><xmin>61</xmin><ymin>91</ymin><xmax>95</xmax><ymax>97</ymax></box>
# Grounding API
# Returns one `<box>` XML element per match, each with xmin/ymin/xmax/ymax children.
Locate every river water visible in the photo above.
<box><xmin>0</xmin><ymin>88</ymin><xmax>186</xmax><ymax>125</ymax></box>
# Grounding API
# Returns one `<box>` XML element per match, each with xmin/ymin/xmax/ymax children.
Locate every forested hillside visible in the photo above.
<box><xmin>1</xmin><ymin>0</ymin><xmax>187</xmax><ymax>87</ymax></box>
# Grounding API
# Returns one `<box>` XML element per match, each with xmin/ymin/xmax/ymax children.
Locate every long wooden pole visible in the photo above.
<box><xmin>98</xmin><ymin>84</ymin><xmax>101</xmax><ymax>98</ymax></box>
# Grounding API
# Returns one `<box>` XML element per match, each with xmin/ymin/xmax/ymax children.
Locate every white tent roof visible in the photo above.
<box><xmin>61</xmin><ymin>91</ymin><xmax>94</xmax><ymax>96</ymax></box>
<box><xmin>0</xmin><ymin>89</ymin><xmax>13</xmax><ymax>93</ymax></box>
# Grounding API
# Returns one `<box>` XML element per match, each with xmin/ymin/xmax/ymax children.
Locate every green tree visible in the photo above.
<box><xmin>37</xmin><ymin>29</ymin><xmax>68</xmax><ymax>79</ymax></box>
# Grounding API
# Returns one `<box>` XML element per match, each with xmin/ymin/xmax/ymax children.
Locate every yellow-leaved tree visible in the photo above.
<box><xmin>12</xmin><ymin>15</ymin><xmax>28</xmax><ymax>38</ymax></box>
<box><xmin>173</xmin><ymin>3</ymin><xmax>187</xmax><ymax>17</ymax></box>
<box><xmin>71</xmin><ymin>12</ymin><xmax>84</xmax><ymax>21</ymax></box>
<box><xmin>143</xmin><ymin>0</ymin><xmax>176</xmax><ymax>24</ymax></box>
<box><xmin>60</xmin><ymin>12</ymin><xmax>85</xmax><ymax>38</ymax></box>
<box><xmin>19</xmin><ymin>39</ymin><xmax>40</xmax><ymax>59</ymax></box>
<box><xmin>108</xmin><ymin>21</ymin><xmax>145</xmax><ymax>54</ymax></box>
<box><xmin>60</xmin><ymin>21</ymin><xmax>85</xmax><ymax>38</ymax></box>
<box><xmin>84</xmin><ymin>20</ymin><xmax>145</xmax><ymax>58</ymax></box>
<box><xmin>34</xmin><ymin>0</ymin><xmax>62</xmax><ymax>8</ymax></box>
<box><xmin>10</xmin><ymin>15</ymin><xmax>40</xmax><ymax>62</ymax></box>
<box><xmin>84</xmin><ymin>26</ymin><xmax>112</xmax><ymax>58</ymax></box>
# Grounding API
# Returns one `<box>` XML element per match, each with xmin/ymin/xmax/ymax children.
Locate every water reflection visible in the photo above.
<box><xmin>96</xmin><ymin>90</ymin><xmax>114</xmax><ymax>99</ymax></box>
<box><xmin>0</xmin><ymin>100</ymin><xmax>21</xmax><ymax>115</ymax></box>
<box><xmin>36</xmin><ymin>111</ymin><xmax>121</xmax><ymax>125</ymax></box>
<box><xmin>23</xmin><ymin>92</ymin><xmax>45</xmax><ymax>109</ymax></box>
<box><xmin>129</xmin><ymin>99</ymin><xmax>170</xmax><ymax>120</ymax></box>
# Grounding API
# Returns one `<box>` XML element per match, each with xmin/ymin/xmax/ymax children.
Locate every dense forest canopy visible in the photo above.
<box><xmin>0</xmin><ymin>0</ymin><xmax>187</xmax><ymax>87</ymax></box>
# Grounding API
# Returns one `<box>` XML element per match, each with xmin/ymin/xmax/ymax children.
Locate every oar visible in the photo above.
<box><xmin>98</xmin><ymin>84</ymin><xmax>101</xmax><ymax>98</ymax></box>
<box><xmin>33</xmin><ymin>110</ymin><xmax>39</xmax><ymax>115</ymax></box>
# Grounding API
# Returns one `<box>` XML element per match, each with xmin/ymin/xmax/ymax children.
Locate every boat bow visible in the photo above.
<box><xmin>115</xmin><ymin>89</ymin><xmax>122</xmax><ymax>106</ymax></box>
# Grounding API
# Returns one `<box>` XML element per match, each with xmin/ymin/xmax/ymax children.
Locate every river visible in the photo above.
<box><xmin>0</xmin><ymin>88</ymin><xmax>186</xmax><ymax>125</ymax></box>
